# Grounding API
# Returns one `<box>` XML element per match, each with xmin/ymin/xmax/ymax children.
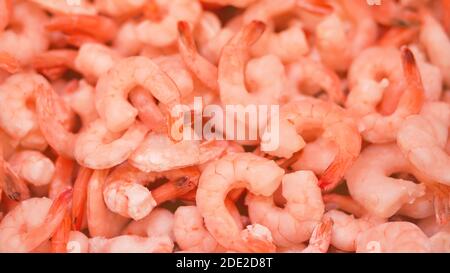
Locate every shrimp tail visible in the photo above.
<box><xmin>322</xmin><ymin>193</ymin><xmax>366</xmax><ymax>217</ymax></box>
<box><xmin>319</xmin><ymin>153</ymin><xmax>355</xmax><ymax>192</ymax></box>
<box><xmin>23</xmin><ymin>188</ymin><xmax>73</xmax><ymax>251</ymax></box>
<box><xmin>1</xmin><ymin>157</ymin><xmax>30</xmax><ymax>201</ymax></box>
<box><xmin>51</xmin><ymin>210</ymin><xmax>72</xmax><ymax>253</ymax></box>
<box><xmin>240</xmin><ymin>21</ymin><xmax>266</xmax><ymax>46</ymax></box>
<box><xmin>152</xmin><ymin>176</ymin><xmax>198</xmax><ymax>205</ymax></box>
<box><xmin>304</xmin><ymin>217</ymin><xmax>333</xmax><ymax>253</ymax></box>
<box><xmin>296</xmin><ymin>0</ymin><xmax>334</xmax><ymax>15</ymax></box>
<box><xmin>72</xmin><ymin>167</ymin><xmax>93</xmax><ymax>231</ymax></box>
<box><xmin>399</xmin><ymin>46</ymin><xmax>424</xmax><ymax>114</ymax></box>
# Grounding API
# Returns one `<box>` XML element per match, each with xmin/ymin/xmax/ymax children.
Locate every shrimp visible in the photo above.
<box><xmin>291</xmin><ymin>137</ymin><xmax>337</xmax><ymax>176</ymax></box>
<box><xmin>113</xmin><ymin>21</ymin><xmax>143</xmax><ymax>57</ymax></box>
<box><xmin>0</xmin><ymin>148</ymin><xmax>30</xmax><ymax>202</ymax></box>
<box><xmin>355</xmin><ymin>222</ymin><xmax>431</xmax><ymax>253</ymax></box>
<box><xmin>89</xmin><ymin>235</ymin><xmax>173</xmax><ymax>253</ymax></box>
<box><xmin>218</xmin><ymin>21</ymin><xmax>282</xmax><ymax>106</ymax></box>
<box><xmin>136</xmin><ymin>0</ymin><xmax>202</xmax><ymax>47</ymax></box>
<box><xmin>129</xmin><ymin>87</ymin><xmax>166</xmax><ymax>132</ymax></box>
<box><xmin>35</xmin><ymin>82</ymin><xmax>77</xmax><ymax>158</ymax></box>
<box><xmin>46</xmin><ymin>14</ymin><xmax>118</xmax><ymax>44</ymax></box>
<box><xmin>420</xmin><ymin>10</ymin><xmax>450</xmax><ymax>86</ymax></box>
<box><xmin>417</xmin><ymin>216</ymin><xmax>450</xmax><ymax>237</ymax></box>
<box><xmin>196</xmin><ymin>153</ymin><xmax>285</xmax><ymax>252</ymax></box>
<box><xmin>87</xmin><ymin>170</ymin><xmax>129</xmax><ymax>238</ymax></box>
<box><xmin>177</xmin><ymin>21</ymin><xmax>218</xmax><ymax>92</ymax></box>
<box><xmin>200</xmin><ymin>0</ymin><xmax>257</xmax><ymax>7</ymax></box>
<box><xmin>0</xmin><ymin>0</ymin><xmax>12</xmax><ymax>32</ymax></box>
<box><xmin>262</xmin><ymin>99</ymin><xmax>361</xmax><ymax>192</ymax></box>
<box><xmin>71</xmin><ymin>167</ymin><xmax>93</xmax><ymax>231</ymax></box>
<box><xmin>95</xmin><ymin>56</ymin><xmax>180</xmax><ymax>133</ymax></box>
<box><xmin>8</xmin><ymin>150</ymin><xmax>55</xmax><ymax>187</ymax></box>
<box><xmin>122</xmin><ymin>208</ymin><xmax>174</xmax><ymax>240</ymax></box>
<box><xmin>173</xmin><ymin>205</ymin><xmax>225</xmax><ymax>252</ymax></box>
<box><xmin>74</xmin><ymin>43</ymin><xmax>121</xmax><ymax>82</ymax></box>
<box><xmin>152</xmin><ymin>54</ymin><xmax>194</xmax><ymax>98</ymax></box>
<box><xmin>351</xmin><ymin>47</ymin><xmax>424</xmax><ymax>143</ymax></box>
<box><xmin>0</xmin><ymin>189</ymin><xmax>72</xmax><ymax>253</ymax></box>
<box><xmin>398</xmin><ymin>190</ymin><xmax>435</xmax><ymax>219</ymax></box>
<box><xmin>300</xmin><ymin>217</ymin><xmax>333</xmax><ymax>253</ymax></box>
<box><xmin>0</xmin><ymin>1</ymin><xmax>49</xmax><ymax>65</ymax></box>
<box><xmin>129</xmin><ymin>132</ymin><xmax>201</xmax><ymax>173</ymax></box>
<box><xmin>67</xmin><ymin>231</ymin><xmax>89</xmax><ymax>253</ymax></box>
<box><xmin>61</xmin><ymin>80</ymin><xmax>98</xmax><ymax>126</ymax></box>
<box><xmin>102</xmin><ymin>163</ymin><xmax>199</xmax><ymax>220</ymax></box>
<box><xmin>398</xmin><ymin>101</ymin><xmax>450</xmax><ymax>187</ymax></box>
<box><xmin>51</xmin><ymin>211</ymin><xmax>71</xmax><ymax>253</ymax></box>
<box><xmin>246</xmin><ymin>170</ymin><xmax>324</xmax><ymax>247</ymax></box>
<box><xmin>74</xmin><ymin>119</ymin><xmax>148</xmax><ymax>169</ymax></box>
<box><xmin>345</xmin><ymin>144</ymin><xmax>426</xmax><ymax>218</ymax></box>
<box><xmin>285</xmin><ymin>57</ymin><xmax>345</xmax><ymax>104</ymax></box>
<box><xmin>30</xmin><ymin>0</ymin><xmax>97</xmax><ymax>15</ymax></box>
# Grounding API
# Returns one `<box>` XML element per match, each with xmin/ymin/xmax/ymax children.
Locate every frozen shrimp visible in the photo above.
<box><xmin>0</xmin><ymin>189</ymin><xmax>72</xmax><ymax>253</ymax></box>
<box><xmin>262</xmin><ymin>99</ymin><xmax>361</xmax><ymax>191</ymax></box>
<box><xmin>246</xmin><ymin>170</ymin><xmax>324</xmax><ymax>247</ymax></box>
<box><xmin>174</xmin><ymin>206</ymin><xmax>224</xmax><ymax>252</ymax></box>
<box><xmin>102</xmin><ymin>163</ymin><xmax>199</xmax><ymax>220</ymax></box>
<box><xmin>218</xmin><ymin>21</ymin><xmax>282</xmax><ymax>106</ymax></box>
<box><xmin>74</xmin><ymin>119</ymin><xmax>148</xmax><ymax>169</ymax></box>
<box><xmin>196</xmin><ymin>153</ymin><xmax>285</xmax><ymax>252</ymax></box>
<box><xmin>352</xmin><ymin>47</ymin><xmax>424</xmax><ymax>143</ymax></box>
<box><xmin>8</xmin><ymin>151</ymin><xmax>55</xmax><ymax>187</ymax></box>
<box><xmin>420</xmin><ymin>10</ymin><xmax>450</xmax><ymax>86</ymax></box>
<box><xmin>345</xmin><ymin>144</ymin><xmax>426</xmax><ymax>218</ymax></box>
<box><xmin>122</xmin><ymin>208</ymin><xmax>174</xmax><ymax>240</ymax></box>
<box><xmin>95</xmin><ymin>56</ymin><xmax>180</xmax><ymax>133</ymax></box>
<box><xmin>0</xmin><ymin>1</ymin><xmax>49</xmax><ymax>65</ymax></box>
<box><xmin>87</xmin><ymin>169</ymin><xmax>129</xmax><ymax>238</ymax></box>
<box><xmin>356</xmin><ymin>222</ymin><xmax>431</xmax><ymax>253</ymax></box>
<box><xmin>136</xmin><ymin>0</ymin><xmax>202</xmax><ymax>47</ymax></box>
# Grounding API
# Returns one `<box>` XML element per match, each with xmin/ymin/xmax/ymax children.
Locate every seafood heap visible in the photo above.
<box><xmin>0</xmin><ymin>0</ymin><xmax>449</xmax><ymax>253</ymax></box>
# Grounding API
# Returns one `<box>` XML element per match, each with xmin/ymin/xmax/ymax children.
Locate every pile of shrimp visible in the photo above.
<box><xmin>0</xmin><ymin>0</ymin><xmax>449</xmax><ymax>253</ymax></box>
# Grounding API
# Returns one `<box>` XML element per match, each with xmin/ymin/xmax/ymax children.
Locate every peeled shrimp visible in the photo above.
<box><xmin>95</xmin><ymin>56</ymin><xmax>180</xmax><ymax>133</ymax></box>
<box><xmin>0</xmin><ymin>189</ymin><xmax>72</xmax><ymax>253</ymax></box>
<box><xmin>8</xmin><ymin>151</ymin><xmax>55</xmax><ymax>187</ymax></box>
<box><xmin>262</xmin><ymin>99</ymin><xmax>361</xmax><ymax>191</ymax></box>
<box><xmin>89</xmin><ymin>235</ymin><xmax>173</xmax><ymax>253</ymax></box>
<box><xmin>196</xmin><ymin>153</ymin><xmax>285</xmax><ymax>252</ymax></box>
<box><xmin>246</xmin><ymin>170</ymin><xmax>324</xmax><ymax>247</ymax></box>
<box><xmin>122</xmin><ymin>208</ymin><xmax>174</xmax><ymax>240</ymax></box>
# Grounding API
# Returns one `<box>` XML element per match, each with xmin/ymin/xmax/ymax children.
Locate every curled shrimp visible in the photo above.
<box><xmin>95</xmin><ymin>56</ymin><xmax>180</xmax><ymax>133</ymax></box>
<box><xmin>0</xmin><ymin>189</ymin><xmax>72</xmax><ymax>253</ymax></box>
<box><xmin>290</xmin><ymin>137</ymin><xmax>337</xmax><ymax>176</ymax></box>
<box><xmin>262</xmin><ymin>99</ymin><xmax>361</xmax><ymax>192</ymax></box>
<box><xmin>0</xmin><ymin>1</ymin><xmax>49</xmax><ymax>65</ymax></box>
<box><xmin>8</xmin><ymin>150</ymin><xmax>55</xmax><ymax>187</ymax></box>
<box><xmin>102</xmin><ymin>163</ymin><xmax>199</xmax><ymax>220</ymax></box>
<box><xmin>356</xmin><ymin>222</ymin><xmax>431</xmax><ymax>253</ymax></box>
<box><xmin>218</xmin><ymin>21</ymin><xmax>283</xmax><ymax>106</ymax></box>
<box><xmin>246</xmin><ymin>170</ymin><xmax>324</xmax><ymax>247</ymax></box>
<box><xmin>136</xmin><ymin>0</ymin><xmax>202</xmax><ymax>47</ymax></box>
<box><xmin>197</xmin><ymin>153</ymin><xmax>285</xmax><ymax>252</ymax></box>
<box><xmin>74</xmin><ymin>119</ymin><xmax>148</xmax><ymax>169</ymax></box>
<box><xmin>122</xmin><ymin>208</ymin><xmax>174</xmax><ymax>240</ymax></box>
<box><xmin>345</xmin><ymin>144</ymin><xmax>426</xmax><ymax>218</ymax></box>
<box><xmin>351</xmin><ymin>47</ymin><xmax>424</xmax><ymax>143</ymax></box>
<box><xmin>89</xmin><ymin>235</ymin><xmax>173</xmax><ymax>253</ymax></box>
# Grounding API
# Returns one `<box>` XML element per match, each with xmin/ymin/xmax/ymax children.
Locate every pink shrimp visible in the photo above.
<box><xmin>95</xmin><ymin>0</ymin><xmax>146</xmax><ymax>17</ymax></box>
<box><xmin>197</xmin><ymin>153</ymin><xmax>285</xmax><ymax>252</ymax></box>
<box><xmin>71</xmin><ymin>167</ymin><xmax>93</xmax><ymax>231</ymax></box>
<box><xmin>0</xmin><ymin>1</ymin><xmax>49</xmax><ymax>65</ymax></box>
<box><xmin>129</xmin><ymin>87</ymin><xmax>166</xmax><ymax>132</ymax></box>
<box><xmin>218</xmin><ymin>21</ymin><xmax>282</xmax><ymax>106</ymax></box>
<box><xmin>200</xmin><ymin>0</ymin><xmax>257</xmax><ymax>7</ymax></box>
<box><xmin>352</xmin><ymin>47</ymin><xmax>424</xmax><ymax>143</ymax></box>
<box><xmin>285</xmin><ymin>57</ymin><xmax>345</xmax><ymax>104</ymax></box>
<box><xmin>102</xmin><ymin>163</ymin><xmax>199</xmax><ymax>220</ymax></box>
<box><xmin>122</xmin><ymin>208</ymin><xmax>174</xmax><ymax>240</ymax></box>
<box><xmin>74</xmin><ymin>43</ymin><xmax>121</xmax><ymax>82</ymax></box>
<box><xmin>291</xmin><ymin>137</ymin><xmax>337</xmax><ymax>176</ymax></box>
<box><xmin>0</xmin><ymin>147</ymin><xmax>30</xmax><ymax>202</ymax></box>
<box><xmin>345</xmin><ymin>144</ymin><xmax>426</xmax><ymax>218</ymax></box>
<box><xmin>74</xmin><ymin>119</ymin><xmax>148</xmax><ymax>169</ymax></box>
<box><xmin>136</xmin><ymin>0</ymin><xmax>202</xmax><ymax>47</ymax></box>
<box><xmin>30</xmin><ymin>0</ymin><xmax>98</xmax><ymax>15</ymax></box>
<box><xmin>356</xmin><ymin>222</ymin><xmax>431</xmax><ymax>253</ymax></box>
<box><xmin>51</xmin><ymin>210</ymin><xmax>71</xmax><ymax>253</ymax></box>
<box><xmin>246</xmin><ymin>170</ymin><xmax>324</xmax><ymax>247</ymax></box>
<box><xmin>0</xmin><ymin>0</ymin><xmax>12</xmax><ymax>32</ymax></box>
<box><xmin>430</xmin><ymin>232</ymin><xmax>450</xmax><ymax>252</ymax></box>
<box><xmin>177</xmin><ymin>21</ymin><xmax>218</xmax><ymax>92</ymax></box>
<box><xmin>8</xmin><ymin>150</ymin><xmax>55</xmax><ymax>187</ymax></box>
<box><xmin>300</xmin><ymin>217</ymin><xmax>333</xmax><ymax>253</ymax></box>
<box><xmin>152</xmin><ymin>54</ymin><xmax>194</xmax><ymax>98</ymax></box>
<box><xmin>420</xmin><ymin>10</ymin><xmax>450</xmax><ymax>86</ymax></box>
<box><xmin>173</xmin><ymin>205</ymin><xmax>225</xmax><ymax>252</ymax></box>
<box><xmin>48</xmin><ymin>157</ymin><xmax>74</xmax><ymax>200</ymax></box>
<box><xmin>262</xmin><ymin>99</ymin><xmax>361</xmax><ymax>192</ymax></box>
<box><xmin>398</xmin><ymin>190</ymin><xmax>435</xmax><ymax>219</ymax></box>
<box><xmin>0</xmin><ymin>189</ymin><xmax>72</xmax><ymax>253</ymax></box>
<box><xmin>61</xmin><ymin>80</ymin><xmax>98</xmax><ymax>126</ymax></box>
<box><xmin>87</xmin><ymin>170</ymin><xmax>129</xmax><ymax>238</ymax></box>
<box><xmin>95</xmin><ymin>56</ymin><xmax>180</xmax><ymax>133</ymax></box>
